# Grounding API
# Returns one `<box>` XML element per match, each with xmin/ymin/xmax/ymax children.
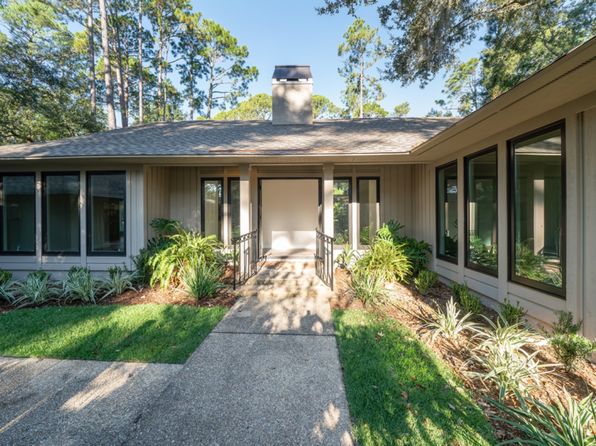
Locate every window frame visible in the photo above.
<box><xmin>435</xmin><ymin>161</ymin><xmax>459</xmax><ymax>264</ymax></box>
<box><xmin>200</xmin><ymin>177</ymin><xmax>224</xmax><ymax>240</ymax></box>
<box><xmin>227</xmin><ymin>176</ymin><xmax>240</xmax><ymax>243</ymax></box>
<box><xmin>333</xmin><ymin>177</ymin><xmax>352</xmax><ymax>246</ymax></box>
<box><xmin>42</xmin><ymin>171</ymin><xmax>81</xmax><ymax>256</ymax></box>
<box><xmin>507</xmin><ymin>120</ymin><xmax>566</xmax><ymax>298</ymax></box>
<box><xmin>464</xmin><ymin>146</ymin><xmax>498</xmax><ymax>277</ymax></box>
<box><xmin>356</xmin><ymin>176</ymin><xmax>380</xmax><ymax>248</ymax></box>
<box><xmin>86</xmin><ymin>171</ymin><xmax>127</xmax><ymax>257</ymax></box>
<box><xmin>0</xmin><ymin>172</ymin><xmax>37</xmax><ymax>256</ymax></box>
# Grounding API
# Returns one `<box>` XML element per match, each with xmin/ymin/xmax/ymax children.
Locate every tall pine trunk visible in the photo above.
<box><xmin>86</xmin><ymin>0</ymin><xmax>96</xmax><ymax>118</ymax></box>
<box><xmin>359</xmin><ymin>60</ymin><xmax>364</xmax><ymax>119</ymax></box>
<box><xmin>137</xmin><ymin>0</ymin><xmax>143</xmax><ymax>124</ymax></box>
<box><xmin>114</xmin><ymin>22</ymin><xmax>128</xmax><ymax>128</ymax></box>
<box><xmin>98</xmin><ymin>0</ymin><xmax>116</xmax><ymax>129</ymax></box>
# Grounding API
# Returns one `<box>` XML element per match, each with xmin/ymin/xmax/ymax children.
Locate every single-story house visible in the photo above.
<box><xmin>0</xmin><ymin>37</ymin><xmax>595</xmax><ymax>338</ymax></box>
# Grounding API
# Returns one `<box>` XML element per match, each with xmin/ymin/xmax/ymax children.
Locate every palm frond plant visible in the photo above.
<box><xmin>183</xmin><ymin>261</ymin><xmax>225</xmax><ymax>300</ymax></box>
<box><xmin>490</xmin><ymin>391</ymin><xmax>596</xmax><ymax>445</ymax></box>
<box><xmin>12</xmin><ymin>271</ymin><xmax>60</xmax><ymax>307</ymax></box>
<box><xmin>102</xmin><ymin>266</ymin><xmax>136</xmax><ymax>298</ymax></box>
<box><xmin>62</xmin><ymin>267</ymin><xmax>103</xmax><ymax>304</ymax></box>
<box><xmin>424</xmin><ymin>298</ymin><xmax>479</xmax><ymax>345</ymax></box>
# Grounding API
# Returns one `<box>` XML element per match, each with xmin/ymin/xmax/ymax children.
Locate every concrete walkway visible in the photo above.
<box><xmin>0</xmin><ymin>260</ymin><xmax>353</xmax><ymax>445</ymax></box>
<box><xmin>127</xmin><ymin>260</ymin><xmax>353</xmax><ymax>445</ymax></box>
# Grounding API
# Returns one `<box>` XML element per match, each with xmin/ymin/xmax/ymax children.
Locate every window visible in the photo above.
<box><xmin>465</xmin><ymin>148</ymin><xmax>498</xmax><ymax>274</ymax></box>
<box><xmin>201</xmin><ymin>178</ymin><xmax>223</xmax><ymax>240</ymax></box>
<box><xmin>228</xmin><ymin>177</ymin><xmax>240</xmax><ymax>241</ymax></box>
<box><xmin>87</xmin><ymin>172</ymin><xmax>126</xmax><ymax>255</ymax></box>
<box><xmin>0</xmin><ymin>173</ymin><xmax>36</xmax><ymax>254</ymax></box>
<box><xmin>436</xmin><ymin>162</ymin><xmax>458</xmax><ymax>262</ymax></box>
<box><xmin>333</xmin><ymin>178</ymin><xmax>351</xmax><ymax>246</ymax></box>
<box><xmin>357</xmin><ymin>177</ymin><xmax>379</xmax><ymax>246</ymax></box>
<box><xmin>43</xmin><ymin>173</ymin><xmax>80</xmax><ymax>255</ymax></box>
<box><xmin>510</xmin><ymin>122</ymin><xmax>565</xmax><ymax>296</ymax></box>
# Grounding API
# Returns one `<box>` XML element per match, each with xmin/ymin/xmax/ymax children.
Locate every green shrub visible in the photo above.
<box><xmin>499</xmin><ymin>298</ymin><xmax>527</xmax><ymax>326</ymax></box>
<box><xmin>148</xmin><ymin>230</ymin><xmax>222</xmax><ymax>289</ymax></box>
<box><xmin>335</xmin><ymin>246</ymin><xmax>358</xmax><ymax>271</ymax></box>
<box><xmin>552</xmin><ymin>310</ymin><xmax>582</xmax><ymax>336</ymax></box>
<box><xmin>355</xmin><ymin>239</ymin><xmax>411</xmax><ymax>283</ymax></box>
<box><xmin>349</xmin><ymin>270</ymin><xmax>387</xmax><ymax>306</ymax></box>
<box><xmin>13</xmin><ymin>271</ymin><xmax>59</xmax><ymax>307</ymax></box>
<box><xmin>376</xmin><ymin>220</ymin><xmax>431</xmax><ymax>276</ymax></box>
<box><xmin>425</xmin><ymin>298</ymin><xmax>478</xmax><ymax>344</ymax></box>
<box><xmin>414</xmin><ymin>269</ymin><xmax>438</xmax><ymax>295</ymax></box>
<box><xmin>452</xmin><ymin>282</ymin><xmax>482</xmax><ymax>315</ymax></box>
<box><xmin>490</xmin><ymin>391</ymin><xmax>596</xmax><ymax>445</ymax></box>
<box><xmin>550</xmin><ymin>334</ymin><xmax>596</xmax><ymax>372</ymax></box>
<box><xmin>62</xmin><ymin>267</ymin><xmax>103</xmax><ymax>304</ymax></box>
<box><xmin>103</xmin><ymin>266</ymin><xmax>136</xmax><ymax>298</ymax></box>
<box><xmin>183</xmin><ymin>261</ymin><xmax>224</xmax><ymax>300</ymax></box>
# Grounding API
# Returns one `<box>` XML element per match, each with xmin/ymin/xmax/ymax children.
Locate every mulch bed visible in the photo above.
<box><xmin>104</xmin><ymin>286</ymin><xmax>237</xmax><ymax>308</ymax></box>
<box><xmin>332</xmin><ymin>267</ymin><xmax>596</xmax><ymax>442</ymax></box>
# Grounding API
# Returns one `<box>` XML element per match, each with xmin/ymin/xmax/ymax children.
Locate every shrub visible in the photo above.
<box><xmin>490</xmin><ymin>391</ymin><xmax>596</xmax><ymax>445</ymax></box>
<box><xmin>62</xmin><ymin>267</ymin><xmax>103</xmax><ymax>304</ymax></box>
<box><xmin>550</xmin><ymin>334</ymin><xmax>596</xmax><ymax>372</ymax></box>
<box><xmin>452</xmin><ymin>282</ymin><xmax>483</xmax><ymax>315</ymax></box>
<box><xmin>425</xmin><ymin>297</ymin><xmax>478</xmax><ymax>344</ymax></box>
<box><xmin>499</xmin><ymin>298</ymin><xmax>527</xmax><ymax>326</ymax></box>
<box><xmin>414</xmin><ymin>269</ymin><xmax>438</xmax><ymax>295</ymax></box>
<box><xmin>13</xmin><ymin>271</ymin><xmax>59</xmax><ymax>307</ymax></box>
<box><xmin>552</xmin><ymin>310</ymin><xmax>582</xmax><ymax>336</ymax></box>
<box><xmin>183</xmin><ymin>261</ymin><xmax>224</xmax><ymax>300</ymax></box>
<box><xmin>470</xmin><ymin>318</ymin><xmax>547</xmax><ymax>398</ymax></box>
<box><xmin>0</xmin><ymin>270</ymin><xmax>16</xmax><ymax>303</ymax></box>
<box><xmin>355</xmin><ymin>238</ymin><xmax>411</xmax><ymax>283</ymax></box>
<box><xmin>349</xmin><ymin>270</ymin><xmax>387</xmax><ymax>306</ymax></box>
<box><xmin>103</xmin><ymin>266</ymin><xmax>136</xmax><ymax>298</ymax></box>
<box><xmin>335</xmin><ymin>246</ymin><xmax>358</xmax><ymax>271</ymax></box>
<box><xmin>148</xmin><ymin>230</ymin><xmax>223</xmax><ymax>289</ymax></box>
<box><xmin>376</xmin><ymin>220</ymin><xmax>431</xmax><ymax>276</ymax></box>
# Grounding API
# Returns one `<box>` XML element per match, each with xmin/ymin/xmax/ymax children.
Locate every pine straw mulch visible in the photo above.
<box><xmin>331</xmin><ymin>268</ymin><xmax>596</xmax><ymax>442</ymax></box>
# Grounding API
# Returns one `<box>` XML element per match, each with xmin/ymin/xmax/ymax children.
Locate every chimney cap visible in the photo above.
<box><xmin>272</xmin><ymin>65</ymin><xmax>312</xmax><ymax>80</ymax></box>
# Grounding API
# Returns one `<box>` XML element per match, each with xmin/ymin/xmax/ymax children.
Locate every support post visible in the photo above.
<box><xmin>240</xmin><ymin>164</ymin><xmax>251</xmax><ymax>236</ymax></box>
<box><xmin>323</xmin><ymin>164</ymin><xmax>334</xmax><ymax>237</ymax></box>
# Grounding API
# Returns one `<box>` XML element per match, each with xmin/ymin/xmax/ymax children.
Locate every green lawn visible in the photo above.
<box><xmin>334</xmin><ymin>309</ymin><xmax>495</xmax><ymax>446</ymax></box>
<box><xmin>0</xmin><ymin>304</ymin><xmax>226</xmax><ymax>364</ymax></box>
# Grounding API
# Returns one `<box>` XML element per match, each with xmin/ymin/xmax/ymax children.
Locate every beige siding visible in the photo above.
<box><xmin>409</xmin><ymin>164</ymin><xmax>434</xmax><ymax>245</ymax></box>
<box><xmin>169</xmin><ymin>167</ymin><xmax>199</xmax><ymax>230</ymax></box>
<box><xmin>145</xmin><ymin>166</ymin><xmax>170</xmax><ymax>238</ymax></box>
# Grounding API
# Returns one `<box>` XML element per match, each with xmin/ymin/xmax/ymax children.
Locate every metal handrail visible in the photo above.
<box><xmin>315</xmin><ymin>230</ymin><xmax>335</xmax><ymax>290</ymax></box>
<box><xmin>232</xmin><ymin>230</ymin><xmax>261</xmax><ymax>289</ymax></box>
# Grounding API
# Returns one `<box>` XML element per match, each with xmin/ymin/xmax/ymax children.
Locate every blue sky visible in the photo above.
<box><xmin>195</xmin><ymin>0</ymin><xmax>485</xmax><ymax>117</ymax></box>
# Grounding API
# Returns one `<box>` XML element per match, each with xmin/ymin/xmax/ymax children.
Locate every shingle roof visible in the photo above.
<box><xmin>0</xmin><ymin>118</ymin><xmax>459</xmax><ymax>160</ymax></box>
<box><xmin>273</xmin><ymin>65</ymin><xmax>312</xmax><ymax>79</ymax></box>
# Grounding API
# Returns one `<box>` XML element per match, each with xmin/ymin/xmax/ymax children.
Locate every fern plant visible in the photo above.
<box><xmin>62</xmin><ymin>267</ymin><xmax>103</xmax><ymax>304</ymax></box>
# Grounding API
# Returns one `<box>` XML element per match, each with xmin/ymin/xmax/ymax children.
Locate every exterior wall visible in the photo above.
<box><xmin>411</xmin><ymin>93</ymin><xmax>595</xmax><ymax>336</ymax></box>
<box><xmin>0</xmin><ymin>165</ymin><xmax>143</xmax><ymax>278</ymax></box>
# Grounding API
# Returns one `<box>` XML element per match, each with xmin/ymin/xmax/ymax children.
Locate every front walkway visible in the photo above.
<box><xmin>0</xmin><ymin>260</ymin><xmax>353</xmax><ymax>445</ymax></box>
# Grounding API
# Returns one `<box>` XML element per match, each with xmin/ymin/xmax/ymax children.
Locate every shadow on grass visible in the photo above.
<box><xmin>333</xmin><ymin>309</ymin><xmax>495</xmax><ymax>446</ymax></box>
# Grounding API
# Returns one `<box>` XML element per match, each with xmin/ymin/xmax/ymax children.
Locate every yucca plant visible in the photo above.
<box><xmin>62</xmin><ymin>267</ymin><xmax>103</xmax><ymax>304</ymax></box>
<box><xmin>103</xmin><ymin>266</ymin><xmax>136</xmax><ymax>298</ymax></box>
<box><xmin>349</xmin><ymin>270</ymin><xmax>387</xmax><ymax>306</ymax></box>
<box><xmin>424</xmin><ymin>297</ymin><xmax>479</xmax><ymax>344</ymax></box>
<box><xmin>183</xmin><ymin>261</ymin><xmax>224</xmax><ymax>300</ymax></box>
<box><xmin>12</xmin><ymin>271</ymin><xmax>59</xmax><ymax>307</ymax></box>
<box><xmin>491</xmin><ymin>391</ymin><xmax>596</xmax><ymax>445</ymax></box>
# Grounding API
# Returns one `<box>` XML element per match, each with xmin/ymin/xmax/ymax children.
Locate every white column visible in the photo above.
<box><xmin>323</xmin><ymin>164</ymin><xmax>334</xmax><ymax>237</ymax></box>
<box><xmin>239</xmin><ymin>164</ymin><xmax>251</xmax><ymax>236</ymax></box>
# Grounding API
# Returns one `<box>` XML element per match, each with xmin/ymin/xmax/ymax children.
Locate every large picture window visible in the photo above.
<box><xmin>228</xmin><ymin>177</ymin><xmax>240</xmax><ymax>241</ymax></box>
<box><xmin>510</xmin><ymin>122</ymin><xmax>565</xmax><ymax>296</ymax></box>
<box><xmin>333</xmin><ymin>178</ymin><xmax>351</xmax><ymax>246</ymax></box>
<box><xmin>357</xmin><ymin>177</ymin><xmax>379</xmax><ymax>246</ymax></box>
<box><xmin>436</xmin><ymin>162</ymin><xmax>458</xmax><ymax>262</ymax></box>
<box><xmin>0</xmin><ymin>173</ymin><xmax>36</xmax><ymax>254</ymax></box>
<box><xmin>201</xmin><ymin>178</ymin><xmax>223</xmax><ymax>240</ymax></box>
<box><xmin>87</xmin><ymin>172</ymin><xmax>126</xmax><ymax>256</ymax></box>
<box><xmin>43</xmin><ymin>173</ymin><xmax>80</xmax><ymax>255</ymax></box>
<box><xmin>465</xmin><ymin>148</ymin><xmax>498</xmax><ymax>275</ymax></box>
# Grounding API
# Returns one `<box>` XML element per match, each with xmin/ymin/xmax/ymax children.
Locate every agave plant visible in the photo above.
<box><xmin>491</xmin><ymin>391</ymin><xmax>596</xmax><ymax>445</ymax></box>
<box><xmin>62</xmin><ymin>267</ymin><xmax>103</xmax><ymax>304</ymax></box>
<box><xmin>424</xmin><ymin>298</ymin><xmax>479</xmax><ymax>344</ymax></box>
<box><xmin>12</xmin><ymin>271</ymin><xmax>60</xmax><ymax>307</ymax></box>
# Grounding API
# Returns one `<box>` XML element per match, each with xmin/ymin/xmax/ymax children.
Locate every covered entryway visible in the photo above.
<box><xmin>259</xmin><ymin>178</ymin><xmax>321</xmax><ymax>257</ymax></box>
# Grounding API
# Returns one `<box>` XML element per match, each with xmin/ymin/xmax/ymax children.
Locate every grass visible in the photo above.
<box><xmin>334</xmin><ymin>308</ymin><xmax>495</xmax><ymax>445</ymax></box>
<box><xmin>0</xmin><ymin>304</ymin><xmax>227</xmax><ymax>364</ymax></box>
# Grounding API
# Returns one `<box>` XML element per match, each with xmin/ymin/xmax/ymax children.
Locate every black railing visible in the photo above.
<box><xmin>232</xmin><ymin>230</ymin><xmax>260</xmax><ymax>289</ymax></box>
<box><xmin>315</xmin><ymin>230</ymin><xmax>335</xmax><ymax>290</ymax></box>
